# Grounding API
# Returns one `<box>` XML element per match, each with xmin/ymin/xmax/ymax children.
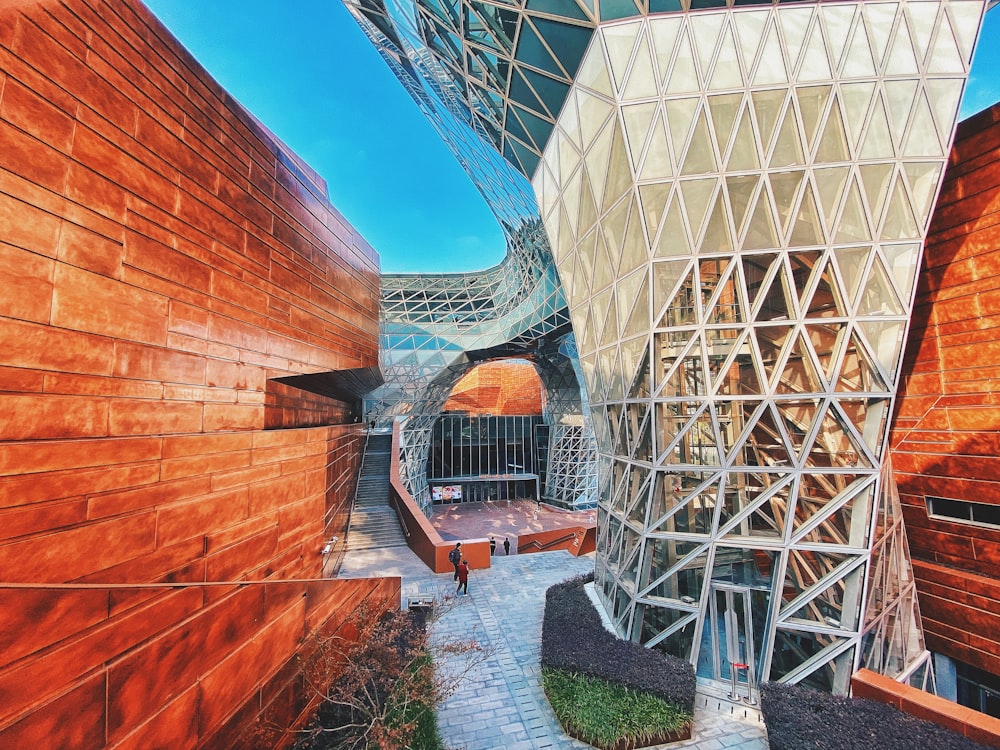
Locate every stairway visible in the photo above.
<box><xmin>346</xmin><ymin>433</ymin><xmax>407</xmax><ymax>551</ymax></box>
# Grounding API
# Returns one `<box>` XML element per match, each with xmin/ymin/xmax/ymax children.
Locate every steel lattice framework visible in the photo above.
<box><xmin>344</xmin><ymin>0</ymin><xmax>989</xmax><ymax>693</ymax></box>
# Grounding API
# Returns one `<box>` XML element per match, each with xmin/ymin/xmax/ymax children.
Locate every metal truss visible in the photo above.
<box><xmin>343</xmin><ymin>0</ymin><xmax>988</xmax><ymax>693</ymax></box>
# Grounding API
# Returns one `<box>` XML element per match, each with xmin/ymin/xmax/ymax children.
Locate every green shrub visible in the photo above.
<box><xmin>543</xmin><ymin>667</ymin><xmax>692</xmax><ymax>748</ymax></box>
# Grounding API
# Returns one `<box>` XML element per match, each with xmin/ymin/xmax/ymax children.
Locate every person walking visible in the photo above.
<box><xmin>456</xmin><ymin>559</ymin><xmax>470</xmax><ymax>595</ymax></box>
<box><xmin>489</xmin><ymin>536</ymin><xmax>497</xmax><ymax>556</ymax></box>
<box><xmin>503</xmin><ymin>537</ymin><xmax>511</xmax><ymax>555</ymax></box>
<box><xmin>448</xmin><ymin>542</ymin><xmax>462</xmax><ymax>580</ymax></box>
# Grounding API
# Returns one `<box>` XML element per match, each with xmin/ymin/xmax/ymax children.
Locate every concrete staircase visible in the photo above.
<box><xmin>346</xmin><ymin>433</ymin><xmax>407</xmax><ymax>551</ymax></box>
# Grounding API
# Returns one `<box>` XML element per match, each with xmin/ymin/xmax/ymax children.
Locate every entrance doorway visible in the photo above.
<box><xmin>698</xmin><ymin>583</ymin><xmax>758</xmax><ymax>701</ymax></box>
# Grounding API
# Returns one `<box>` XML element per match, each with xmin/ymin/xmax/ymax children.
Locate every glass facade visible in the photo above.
<box><xmin>345</xmin><ymin>0</ymin><xmax>989</xmax><ymax>694</ymax></box>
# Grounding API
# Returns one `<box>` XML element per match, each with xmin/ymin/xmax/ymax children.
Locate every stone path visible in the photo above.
<box><xmin>338</xmin><ymin>547</ymin><xmax>767</xmax><ymax>750</ymax></box>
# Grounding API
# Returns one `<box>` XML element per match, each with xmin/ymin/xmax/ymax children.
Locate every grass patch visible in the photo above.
<box><xmin>542</xmin><ymin>667</ymin><xmax>692</xmax><ymax>749</ymax></box>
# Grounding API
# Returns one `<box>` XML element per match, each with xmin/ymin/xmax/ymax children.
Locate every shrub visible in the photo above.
<box><xmin>543</xmin><ymin>667</ymin><xmax>692</xmax><ymax>749</ymax></box>
<box><xmin>541</xmin><ymin>574</ymin><xmax>696</xmax><ymax>714</ymax></box>
<box><xmin>761</xmin><ymin>681</ymin><xmax>992</xmax><ymax>750</ymax></box>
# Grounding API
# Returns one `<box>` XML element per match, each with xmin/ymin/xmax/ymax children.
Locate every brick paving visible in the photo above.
<box><xmin>338</xmin><ymin>504</ymin><xmax>767</xmax><ymax>750</ymax></box>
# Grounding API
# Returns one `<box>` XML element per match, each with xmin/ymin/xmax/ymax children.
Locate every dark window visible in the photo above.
<box><xmin>956</xmin><ymin>661</ymin><xmax>1000</xmax><ymax>719</ymax></box>
<box><xmin>926</xmin><ymin>496</ymin><xmax>1000</xmax><ymax>529</ymax></box>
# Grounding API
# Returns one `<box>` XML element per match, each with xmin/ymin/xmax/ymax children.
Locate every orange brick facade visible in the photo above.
<box><xmin>444</xmin><ymin>360</ymin><xmax>543</xmax><ymax>415</ymax></box>
<box><xmin>0</xmin><ymin>0</ymin><xmax>384</xmax><ymax>747</ymax></box>
<box><xmin>891</xmin><ymin>102</ymin><xmax>1000</xmax><ymax>678</ymax></box>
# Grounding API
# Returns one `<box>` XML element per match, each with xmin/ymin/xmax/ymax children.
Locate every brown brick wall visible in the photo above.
<box><xmin>0</xmin><ymin>0</ymin><xmax>382</xmax><ymax>746</ymax></box>
<box><xmin>444</xmin><ymin>360</ymin><xmax>543</xmax><ymax>415</ymax></box>
<box><xmin>891</xmin><ymin>101</ymin><xmax>1000</xmax><ymax>676</ymax></box>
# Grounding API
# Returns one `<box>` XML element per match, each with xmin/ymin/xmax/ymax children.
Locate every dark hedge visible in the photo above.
<box><xmin>541</xmin><ymin>574</ymin><xmax>696</xmax><ymax>713</ymax></box>
<box><xmin>761</xmin><ymin>681</ymin><xmax>992</xmax><ymax>750</ymax></box>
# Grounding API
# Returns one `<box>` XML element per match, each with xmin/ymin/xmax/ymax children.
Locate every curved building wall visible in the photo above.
<box><xmin>534</xmin><ymin>1</ymin><xmax>986</xmax><ymax>693</ymax></box>
<box><xmin>0</xmin><ymin>1</ymin><xmax>386</xmax><ymax>746</ymax></box>
<box><xmin>347</xmin><ymin>0</ymin><xmax>989</xmax><ymax>694</ymax></box>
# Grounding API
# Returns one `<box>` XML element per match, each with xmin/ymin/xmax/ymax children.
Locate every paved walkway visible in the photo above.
<box><xmin>338</xmin><ymin>546</ymin><xmax>766</xmax><ymax>750</ymax></box>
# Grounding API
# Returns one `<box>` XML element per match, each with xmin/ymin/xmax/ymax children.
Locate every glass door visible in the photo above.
<box><xmin>697</xmin><ymin>582</ymin><xmax>758</xmax><ymax>703</ymax></box>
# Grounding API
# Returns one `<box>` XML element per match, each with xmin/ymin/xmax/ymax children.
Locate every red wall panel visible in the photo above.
<box><xmin>0</xmin><ymin>0</ymin><xmax>385</xmax><ymax>746</ymax></box>
<box><xmin>892</xmin><ymin>101</ymin><xmax>1000</xmax><ymax>677</ymax></box>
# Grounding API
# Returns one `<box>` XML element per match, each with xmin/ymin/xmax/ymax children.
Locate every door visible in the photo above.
<box><xmin>696</xmin><ymin>583</ymin><xmax>758</xmax><ymax>701</ymax></box>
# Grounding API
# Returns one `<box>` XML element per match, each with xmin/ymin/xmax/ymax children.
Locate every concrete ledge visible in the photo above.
<box><xmin>852</xmin><ymin>669</ymin><xmax>1000</xmax><ymax>748</ymax></box>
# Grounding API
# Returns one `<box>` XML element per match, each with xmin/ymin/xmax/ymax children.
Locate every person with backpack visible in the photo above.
<box><xmin>448</xmin><ymin>542</ymin><xmax>462</xmax><ymax>580</ymax></box>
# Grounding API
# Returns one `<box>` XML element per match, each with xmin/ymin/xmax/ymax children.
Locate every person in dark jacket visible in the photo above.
<box><xmin>456</xmin><ymin>559</ymin><xmax>470</xmax><ymax>595</ymax></box>
<box><xmin>448</xmin><ymin>542</ymin><xmax>462</xmax><ymax>580</ymax></box>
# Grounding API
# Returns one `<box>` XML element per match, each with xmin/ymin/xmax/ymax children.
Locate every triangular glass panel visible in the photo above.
<box><xmin>680</xmin><ymin>178</ymin><xmax>717</xmax><ymax>246</ymax></box>
<box><xmin>517</xmin><ymin>19</ymin><xmax>568</xmax><ymax>78</ymax></box>
<box><xmin>885</xmin><ymin>15</ymin><xmax>918</xmax><ymax>75</ymax></box>
<box><xmin>783</xmin><ymin>553</ymin><xmax>863</xmax><ymax>626</ymax></box>
<box><xmin>834</xmin><ymin>326</ymin><xmax>886</xmax><ymax>393</ymax></box>
<box><xmin>860</xmin><ymin>94</ymin><xmax>894</xmax><ymax>160</ymax></box>
<box><xmin>840</xmin><ymin>81</ymin><xmax>876</xmax><ymax>152</ymax></box>
<box><xmin>754</xmin><ymin>19</ymin><xmax>788</xmax><ymax>85</ymax></box>
<box><xmin>756</xmin><ymin>261</ymin><xmax>794</xmax><ymax>322</ymax></box>
<box><xmin>579</xmin><ymin>166</ymin><xmax>601</xmax><ymax>234</ymax></box>
<box><xmin>883</xmin><ymin>79</ymin><xmax>918</xmax><ymax>147</ymax></box>
<box><xmin>796</xmin><ymin>85</ymin><xmax>831</xmax><ymax>155</ymax></box>
<box><xmin>653</xmin><ymin>259</ymin><xmax>694</xmax><ymax>326</ymax></box>
<box><xmin>794</xmin><ymin>482</ymin><xmax>874</xmax><ymax>547</ymax></box>
<box><xmin>603</xmin><ymin>123</ymin><xmax>634</xmax><ymax>211</ymax></box>
<box><xmin>576</xmin><ymin>36</ymin><xmax>614</xmax><ymax>96</ymax></box>
<box><xmin>775</xmin><ymin>399</ymin><xmax>822</xmax><ymax>461</ymax></box>
<box><xmin>623</xmin><ymin>31</ymin><xmax>659</xmax><ymax>101</ymax></box>
<box><xmin>700</xmin><ymin>190</ymin><xmax>733</xmax><ymax>253</ymax></box>
<box><xmin>692</xmin><ymin>12</ymin><xmax>726</xmax><ymax>82</ymax></box>
<box><xmin>709</xmin><ymin>93</ymin><xmax>742</xmax><ymax>155</ymax></box>
<box><xmin>742</xmin><ymin>182</ymin><xmax>779</xmax><ymax>251</ymax></box>
<box><xmin>779</xmin><ymin>7</ymin><xmax>813</xmax><ymax>73</ymax></box>
<box><xmin>797</xmin><ymin>19</ymin><xmax>833</xmax><ymax>82</ymax></box>
<box><xmin>746</xmin><ymin>403</ymin><xmax>797</xmax><ymax>467</ymax></box>
<box><xmin>586</xmin><ymin>117</ymin><xmax>614</xmax><ymax>207</ymax></box>
<box><xmin>790</xmin><ymin>180</ymin><xmax>824</xmax><ymax>247</ymax></box>
<box><xmin>924</xmin><ymin>79</ymin><xmax>963</xmax><ymax>149</ymax></box>
<box><xmin>752</xmin><ymin>89</ymin><xmax>786</xmax><ymax>155</ymax></box>
<box><xmin>603</xmin><ymin>197</ymin><xmax>630</xmax><ymax>271</ymax></box>
<box><xmin>947</xmin><ymin>1</ymin><xmax>984</xmax><ymax>63</ymax></box>
<box><xmin>775</xmin><ymin>330</ymin><xmax>825</xmax><ymax>395</ymax></box>
<box><xmin>709</xmin><ymin>23</ymin><xmax>743</xmax><ymax>91</ymax></box>
<box><xmin>594</xmin><ymin>230</ymin><xmax>617</xmax><ymax>292</ymax></box>
<box><xmin>733</xmin><ymin>9</ymin><xmax>768</xmax><ymax>75</ymax></box>
<box><xmin>835</xmin><ymin>175</ymin><xmax>871</xmax><ymax>244</ymax></box>
<box><xmin>802</xmin><ymin>254</ymin><xmax>845</xmax><ymax>318</ymax></box>
<box><xmin>603</xmin><ymin>22</ymin><xmax>642</xmax><ymax>93</ymax></box>
<box><xmin>881</xmin><ymin>242</ymin><xmax>921</xmax><ymax>305</ymax></box>
<box><xmin>859</xmin><ymin>163</ymin><xmax>894</xmax><ymax>222</ymax></box>
<box><xmin>649</xmin><ymin>15</ymin><xmax>682</xmax><ymax>86</ymax></box>
<box><xmin>667</xmin><ymin>26</ymin><xmax>701</xmax><ymax>94</ymax></box>
<box><xmin>623</xmin><ymin>102</ymin><xmax>658</xmax><ymax>166</ymax></box>
<box><xmin>821</xmin><ymin>3</ymin><xmax>856</xmax><ymax>72</ymax></box>
<box><xmin>927</xmin><ymin>7</ymin><xmax>966</xmax><ymax>75</ymax></box>
<box><xmin>770</xmin><ymin>101</ymin><xmax>805</xmax><ymax>168</ymax></box>
<box><xmin>726</xmin><ymin>104</ymin><xmax>761</xmax><ymax>171</ymax></box>
<box><xmin>640</xmin><ymin>182</ymin><xmax>672</xmax><ymax>239</ymax></box>
<box><xmin>578</xmin><ymin>89</ymin><xmax>615</xmax><ymax>148</ymax></box>
<box><xmin>769</xmin><ymin>170</ymin><xmax>805</xmax><ymax>239</ymax></box>
<box><xmin>903</xmin><ymin>91</ymin><xmax>943</xmax><ymax>158</ymax></box>
<box><xmin>815</xmin><ymin>96</ymin><xmax>850</xmax><ymax>162</ymax></box>
<box><xmin>624</xmin><ymin>269</ymin><xmax>650</xmax><ymax>339</ymax></box>
<box><xmin>620</xmin><ymin>200</ymin><xmax>648</xmax><ymax>277</ymax></box>
<box><xmin>654</xmin><ymin>194</ymin><xmax>692</xmax><ymax>258</ymax></box>
<box><xmin>833</xmin><ymin>246</ymin><xmax>870</xmax><ymax>310</ymax></box>
<box><xmin>726</xmin><ymin>175</ymin><xmax>759</xmax><ymax>236</ymax></box>
<box><xmin>907</xmin><ymin>0</ymin><xmax>939</xmax><ymax>66</ymax></box>
<box><xmin>521</xmin><ymin>67</ymin><xmax>571</xmax><ymax>121</ymax></box>
<box><xmin>857</xmin><ymin>319</ymin><xmax>905</xmax><ymax>376</ymax></box>
<box><xmin>741</xmin><ymin>250</ymin><xmax>778</xmax><ymax>316</ymax></box>
<box><xmin>641</xmin><ymin>116</ymin><xmax>673</xmax><ymax>181</ymax></box>
<box><xmin>857</xmin><ymin>257</ymin><xmax>903</xmax><ymax>316</ymax></box>
<box><xmin>813</xmin><ymin>166</ymin><xmax>849</xmax><ymax>235</ymax></box>
<box><xmin>665</xmin><ymin>97</ymin><xmax>698</xmax><ymax>161</ymax></box>
<box><xmin>841</xmin><ymin>13</ymin><xmax>877</xmax><ymax>78</ymax></box>
<box><xmin>681</xmin><ymin>108</ymin><xmax>720</xmax><ymax>175</ymax></box>
<box><xmin>863</xmin><ymin>3</ymin><xmax>897</xmax><ymax>68</ymax></box>
<box><xmin>880</xmin><ymin>172</ymin><xmax>920</xmax><ymax>240</ymax></box>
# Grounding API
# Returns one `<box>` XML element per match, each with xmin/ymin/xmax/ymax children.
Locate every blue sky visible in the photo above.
<box><xmin>144</xmin><ymin>1</ymin><xmax>999</xmax><ymax>274</ymax></box>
